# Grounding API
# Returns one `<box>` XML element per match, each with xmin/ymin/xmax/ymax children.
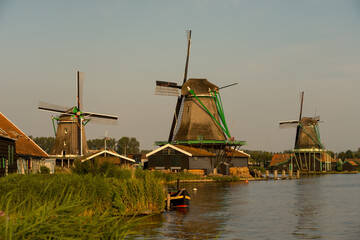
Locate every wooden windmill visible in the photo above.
<box><xmin>39</xmin><ymin>71</ymin><xmax>118</xmax><ymax>158</ymax></box>
<box><xmin>279</xmin><ymin>91</ymin><xmax>324</xmax><ymax>150</ymax></box>
<box><xmin>153</xmin><ymin>31</ymin><xmax>246</xmax><ymax>175</ymax></box>
<box><xmin>155</xmin><ymin>30</ymin><xmax>237</xmax><ymax>144</ymax></box>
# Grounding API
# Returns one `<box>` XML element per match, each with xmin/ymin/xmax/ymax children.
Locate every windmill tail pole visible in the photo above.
<box><xmin>182</xmin><ymin>30</ymin><xmax>191</xmax><ymax>84</ymax></box>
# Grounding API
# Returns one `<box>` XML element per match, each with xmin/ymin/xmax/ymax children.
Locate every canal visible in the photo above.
<box><xmin>128</xmin><ymin>173</ymin><xmax>360</xmax><ymax>239</ymax></box>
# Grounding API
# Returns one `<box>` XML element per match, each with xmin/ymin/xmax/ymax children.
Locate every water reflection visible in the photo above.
<box><xmin>292</xmin><ymin>176</ymin><xmax>322</xmax><ymax>239</ymax></box>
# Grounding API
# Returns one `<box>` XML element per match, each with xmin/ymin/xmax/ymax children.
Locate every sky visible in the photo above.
<box><xmin>0</xmin><ymin>0</ymin><xmax>360</xmax><ymax>153</ymax></box>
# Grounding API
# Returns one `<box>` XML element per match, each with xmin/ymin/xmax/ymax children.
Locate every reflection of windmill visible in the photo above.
<box><xmin>279</xmin><ymin>91</ymin><xmax>324</xmax><ymax>150</ymax></box>
<box><xmin>278</xmin><ymin>92</ymin><xmax>333</xmax><ymax>172</ymax></box>
<box><xmin>154</xmin><ymin>30</ymin><xmax>246</xmax><ymax>174</ymax></box>
<box><xmin>39</xmin><ymin>71</ymin><xmax>118</xmax><ymax>162</ymax></box>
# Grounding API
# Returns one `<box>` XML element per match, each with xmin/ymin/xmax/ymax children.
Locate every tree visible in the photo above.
<box><xmin>87</xmin><ymin>138</ymin><xmax>116</xmax><ymax>150</ymax></box>
<box><xmin>29</xmin><ymin>136</ymin><xmax>55</xmax><ymax>154</ymax></box>
<box><xmin>116</xmin><ymin>137</ymin><xmax>140</xmax><ymax>155</ymax></box>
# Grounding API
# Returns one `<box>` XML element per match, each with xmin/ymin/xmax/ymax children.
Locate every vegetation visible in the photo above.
<box><xmin>30</xmin><ymin>135</ymin><xmax>142</xmax><ymax>155</ymax></box>
<box><xmin>28</xmin><ymin>136</ymin><xmax>55</xmax><ymax>153</ymax></box>
<box><xmin>244</xmin><ymin>150</ymin><xmax>275</xmax><ymax>168</ymax></box>
<box><xmin>0</xmin><ymin>166</ymin><xmax>167</xmax><ymax>239</ymax></box>
<box><xmin>336</xmin><ymin>149</ymin><xmax>360</xmax><ymax>161</ymax></box>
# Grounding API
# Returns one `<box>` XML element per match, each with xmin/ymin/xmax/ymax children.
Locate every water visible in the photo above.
<box><xmin>128</xmin><ymin>174</ymin><xmax>360</xmax><ymax>239</ymax></box>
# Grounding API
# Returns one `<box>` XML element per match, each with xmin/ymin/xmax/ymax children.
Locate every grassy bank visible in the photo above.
<box><xmin>0</xmin><ymin>172</ymin><xmax>165</xmax><ymax>239</ymax></box>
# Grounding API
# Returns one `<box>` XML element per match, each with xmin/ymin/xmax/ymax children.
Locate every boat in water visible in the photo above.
<box><xmin>167</xmin><ymin>188</ymin><xmax>190</xmax><ymax>209</ymax></box>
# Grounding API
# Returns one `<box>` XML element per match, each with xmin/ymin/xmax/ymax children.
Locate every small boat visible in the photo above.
<box><xmin>167</xmin><ymin>188</ymin><xmax>191</xmax><ymax>209</ymax></box>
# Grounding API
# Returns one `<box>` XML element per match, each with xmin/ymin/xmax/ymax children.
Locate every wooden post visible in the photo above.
<box><xmin>282</xmin><ymin>170</ymin><xmax>286</xmax><ymax>179</ymax></box>
<box><xmin>132</xmin><ymin>167</ymin><xmax>136</xmax><ymax>179</ymax></box>
<box><xmin>5</xmin><ymin>159</ymin><xmax>8</xmax><ymax>176</ymax></box>
<box><xmin>297</xmin><ymin>170</ymin><xmax>300</xmax><ymax>179</ymax></box>
<box><xmin>177</xmin><ymin>179</ymin><xmax>180</xmax><ymax>190</ymax></box>
<box><xmin>274</xmin><ymin>170</ymin><xmax>278</xmax><ymax>180</ymax></box>
<box><xmin>167</xmin><ymin>193</ymin><xmax>171</xmax><ymax>210</ymax></box>
<box><xmin>265</xmin><ymin>170</ymin><xmax>269</xmax><ymax>178</ymax></box>
<box><xmin>289</xmin><ymin>170</ymin><xmax>293</xmax><ymax>178</ymax></box>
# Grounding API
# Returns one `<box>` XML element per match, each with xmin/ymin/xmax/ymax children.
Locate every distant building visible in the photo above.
<box><xmin>342</xmin><ymin>160</ymin><xmax>358</xmax><ymax>172</ymax></box>
<box><xmin>0</xmin><ymin>113</ymin><xmax>49</xmax><ymax>174</ymax></box>
<box><xmin>80</xmin><ymin>149</ymin><xmax>135</xmax><ymax>166</ymax></box>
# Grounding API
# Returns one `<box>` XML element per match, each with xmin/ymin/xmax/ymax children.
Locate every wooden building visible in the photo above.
<box><xmin>80</xmin><ymin>149</ymin><xmax>135</xmax><ymax>165</ymax></box>
<box><xmin>342</xmin><ymin>160</ymin><xmax>358</xmax><ymax>172</ymax></box>
<box><xmin>146</xmin><ymin>144</ymin><xmax>216</xmax><ymax>174</ymax></box>
<box><xmin>0</xmin><ymin>113</ymin><xmax>49</xmax><ymax>174</ymax></box>
<box><xmin>0</xmin><ymin>134</ymin><xmax>16</xmax><ymax>176</ymax></box>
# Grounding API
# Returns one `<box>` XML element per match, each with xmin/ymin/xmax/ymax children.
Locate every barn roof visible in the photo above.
<box><xmin>81</xmin><ymin>149</ymin><xmax>135</xmax><ymax>163</ymax></box>
<box><xmin>224</xmin><ymin>148</ymin><xmax>250</xmax><ymax>157</ymax></box>
<box><xmin>344</xmin><ymin>160</ymin><xmax>358</xmax><ymax>166</ymax></box>
<box><xmin>146</xmin><ymin>144</ymin><xmax>215</xmax><ymax>158</ymax></box>
<box><xmin>0</xmin><ymin>112</ymin><xmax>49</xmax><ymax>158</ymax></box>
<box><xmin>270</xmin><ymin>154</ymin><xmax>293</xmax><ymax>166</ymax></box>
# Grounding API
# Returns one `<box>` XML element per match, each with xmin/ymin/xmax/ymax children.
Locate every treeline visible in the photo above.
<box><xmin>336</xmin><ymin>149</ymin><xmax>360</xmax><ymax>161</ymax></box>
<box><xmin>243</xmin><ymin>150</ymin><xmax>277</xmax><ymax>167</ymax></box>
<box><xmin>29</xmin><ymin>136</ymin><xmax>144</xmax><ymax>155</ymax></box>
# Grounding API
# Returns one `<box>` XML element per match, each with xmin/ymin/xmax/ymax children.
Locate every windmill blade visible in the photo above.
<box><xmin>219</xmin><ymin>83</ymin><xmax>238</xmax><ymax>90</ymax></box>
<box><xmin>279</xmin><ymin>120</ymin><xmax>299</xmax><ymax>129</ymax></box>
<box><xmin>155</xmin><ymin>81</ymin><xmax>180</xmax><ymax>96</ymax></box>
<box><xmin>38</xmin><ymin>101</ymin><xmax>72</xmax><ymax>114</ymax></box>
<box><xmin>76</xmin><ymin>71</ymin><xmax>85</xmax><ymax>111</ymax></box>
<box><xmin>299</xmin><ymin>91</ymin><xmax>304</xmax><ymax>121</ymax></box>
<box><xmin>83</xmin><ymin>111</ymin><xmax>118</xmax><ymax>125</ymax></box>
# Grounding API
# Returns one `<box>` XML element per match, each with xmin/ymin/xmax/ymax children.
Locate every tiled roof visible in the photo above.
<box><xmin>0</xmin><ymin>113</ymin><xmax>49</xmax><ymax>158</ymax></box>
<box><xmin>224</xmin><ymin>148</ymin><xmax>250</xmax><ymax>157</ymax></box>
<box><xmin>174</xmin><ymin>145</ymin><xmax>215</xmax><ymax>156</ymax></box>
<box><xmin>346</xmin><ymin>160</ymin><xmax>358</xmax><ymax>166</ymax></box>
<box><xmin>345</xmin><ymin>159</ymin><xmax>360</xmax><ymax>165</ymax></box>
<box><xmin>319</xmin><ymin>153</ymin><xmax>337</xmax><ymax>163</ymax></box>
<box><xmin>270</xmin><ymin>154</ymin><xmax>293</xmax><ymax>166</ymax></box>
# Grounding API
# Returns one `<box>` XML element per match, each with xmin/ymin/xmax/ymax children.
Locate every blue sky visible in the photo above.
<box><xmin>1</xmin><ymin>0</ymin><xmax>360</xmax><ymax>152</ymax></box>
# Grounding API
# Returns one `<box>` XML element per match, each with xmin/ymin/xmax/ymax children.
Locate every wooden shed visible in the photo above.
<box><xmin>146</xmin><ymin>144</ymin><xmax>216</xmax><ymax>174</ymax></box>
<box><xmin>0</xmin><ymin>134</ymin><xmax>16</xmax><ymax>176</ymax></box>
<box><xmin>0</xmin><ymin>113</ymin><xmax>49</xmax><ymax>174</ymax></box>
<box><xmin>342</xmin><ymin>160</ymin><xmax>358</xmax><ymax>172</ymax></box>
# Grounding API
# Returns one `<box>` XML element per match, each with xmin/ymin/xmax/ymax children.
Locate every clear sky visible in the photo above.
<box><xmin>1</xmin><ymin>0</ymin><xmax>359</xmax><ymax>152</ymax></box>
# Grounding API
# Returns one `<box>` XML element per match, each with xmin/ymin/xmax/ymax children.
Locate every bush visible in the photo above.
<box><xmin>40</xmin><ymin>165</ymin><xmax>50</xmax><ymax>174</ymax></box>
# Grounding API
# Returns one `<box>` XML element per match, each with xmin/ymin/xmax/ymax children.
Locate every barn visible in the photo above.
<box><xmin>0</xmin><ymin>112</ymin><xmax>49</xmax><ymax>174</ymax></box>
<box><xmin>146</xmin><ymin>144</ymin><xmax>216</xmax><ymax>175</ymax></box>
<box><xmin>342</xmin><ymin>160</ymin><xmax>358</xmax><ymax>172</ymax></box>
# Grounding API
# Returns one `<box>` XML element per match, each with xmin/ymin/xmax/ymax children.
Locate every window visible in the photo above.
<box><xmin>64</xmin><ymin>140</ymin><xmax>66</xmax><ymax>146</ymax></box>
<box><xmin>65</xmin><ymin>128</ymin><xmax>68</xmax><ymax>134</ymax></box>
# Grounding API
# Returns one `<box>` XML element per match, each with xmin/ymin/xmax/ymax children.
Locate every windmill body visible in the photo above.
<box><xmin>50</xmin><ymin>113</ymin><xmax>90</xmax><ymax>156</ymax></box>
<box><xmin>39</xmin><ymin>71</ymin><xmax>118</xmax><ymax>167</ymax></box>
<box><xmin>295</xmin><ymin>117</ymin><xmax>323</xmax><ymax>150</ymax></box>
<box><xmin>174</xmin><ymin>78</ymin><xmax>226</xmax><ymax>141</ymax></box>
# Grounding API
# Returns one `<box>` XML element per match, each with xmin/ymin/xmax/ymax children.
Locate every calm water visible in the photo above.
<box><xmin>129</xmin><ymin>174</ymin><xmax>360</xmax><ymax>239</ymax></box>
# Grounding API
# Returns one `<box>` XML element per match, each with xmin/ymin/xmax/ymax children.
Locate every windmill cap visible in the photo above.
<box><xmin>299</xmin><ymin>117</ymin><xmax>318</xmax><ymax>125</ymax></box>
<box><xmin>182</xmin><ymin>78</ymin><xmax>219</xmax><ymax>95</ymax></box>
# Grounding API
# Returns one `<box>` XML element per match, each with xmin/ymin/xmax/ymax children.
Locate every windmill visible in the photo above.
<box><xmin>153</xmin><ymin>30</ymin><xmax>246</xmax><ymax>174</ymax></box>
<box><xmin>155</xmin><ymin>30</ymin><xmax>238</xmax><ymax>144</ymax></box>
<box><xmin>39</xmin><ymin>71</ymin><xmax>118</xmax><ymax>158</ymax></box>
<box><xmin>279</xmin><ymin>91</ymin><xmax>324</xmax><ymax>150</ymax></box>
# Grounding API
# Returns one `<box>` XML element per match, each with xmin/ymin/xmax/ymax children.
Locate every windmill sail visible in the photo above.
<box><xmin>155</xmin><ymin>81</ymin><xmax>180</xmax><ymax>96</ymax></box>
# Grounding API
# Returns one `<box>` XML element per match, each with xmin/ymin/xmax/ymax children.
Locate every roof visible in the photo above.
<box><xmin>225</xmin><ymin>148</ymin><xmax>250</xmax><ymax>157</ymax></box>
<box><xmin>319</xmin><ymin>153</ymin><xmax>337</xmax><ymax>163</ymax></box>
<box><xmin>81</xmin><ymin>149</ymin><xmax>135</xmax><ymax>163</ymax></box>
<box><xmin>0</xmin><ymin>113</ymin><xmax>49</xmax><ymax>158</ymax></box>
<box><xmin>175</xmin><ymin>145</ymin><xmax>215</xmax><ymax>157</ymax></box>
<box><xmin>146</xmin><ymin>144</ymin><xmax>215</xmax><ymax>158</ymax></box>
<box><xmin>344</xmin><ymin>160</ymin><xmax>358</xmax><ymax>166</ymax></box>
<box><xmin>181</xmin><ymin>78</ymin><xmax>219</xmax><ymax>96</ymax></box>
<box><xmin>270</xmin><ymin>154</ymin><xmax>293</xmax><ymax>166</ymax></box>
